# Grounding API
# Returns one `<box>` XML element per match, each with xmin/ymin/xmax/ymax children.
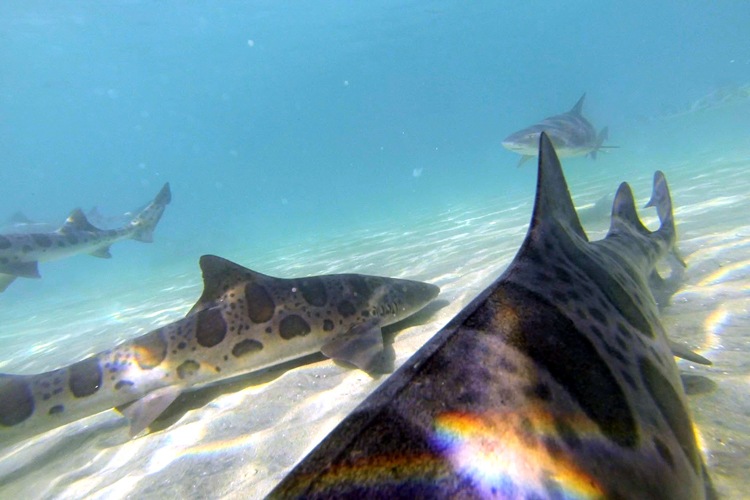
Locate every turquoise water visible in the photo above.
<box><xmin>1</xmin><ymin>2</ymin><xmax>749</xmax><ymax>498</ymax></box>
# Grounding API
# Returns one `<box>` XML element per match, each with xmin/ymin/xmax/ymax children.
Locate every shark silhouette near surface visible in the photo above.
<box><xmin>0</xmin><ymin>255</ymin><xmax>439</xmax><ymax>448</ymax></box>
<box><xmin>0</xmin><ymin>183</ymin><xmax>171</xmax><ymax>292</ymax></box>
<box><xmin>271</xmin><ymin>133</ymin><xmax>711</xmax><ymax>499</ymax></box>
<box><xmin>503</xmin><ymin>94</ymin><xmax>616</xmax><ymax>167</ymax></box>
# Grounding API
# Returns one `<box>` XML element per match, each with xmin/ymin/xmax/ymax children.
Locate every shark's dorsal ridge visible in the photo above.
<box><xmin>569</xmin><ymin>92</ymin><xmax>586</xmax><ymax>115</ymax></box>
<box><xmin>59</xmin><ymin>209</ymin><xmax>101</xmax><ymax>234</ymax></box>
<box><xmin>190</xmin><ymin>255</ymin><xmax>269</xmax><ymax>315</ymax></box>
<box><xmin>608</xmin><ymin>182</ymin><xmax>650</xmax><ymax>237</ymax></box>
<box><xmin>531</xmin><ymin>132</ymin><xmax>587</xmax><ymax>240</ymax></box>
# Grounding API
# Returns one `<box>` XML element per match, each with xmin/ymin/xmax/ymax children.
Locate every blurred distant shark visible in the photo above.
<box><xmin>0</xmin><ymin>183</ymin><xmax>171</xmax><ymax>292</ymax></box>
<box><xmin>577</xmin><ymin>192</ymin><xmax>615</xmax><ymax>226</ymax></box>
<box><xmin>503</xmin><ymin>93</ymin><xmax>616</xmax><ymax>167</ymax></box>
<box><xmin>638</xmin><ymin>82</ymin><xmax>750</xmax><ymax>124</ymax></box>
<box><xmin>1</xmin><ymin>203</ymin><xmax>149</xmax><ymax>235</ymax></box>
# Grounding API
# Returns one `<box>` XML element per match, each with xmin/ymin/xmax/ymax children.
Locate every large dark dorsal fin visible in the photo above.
<box><xmin>569</xmin><ymin>93</ymin><xmax>586</xmax><ymax>116</ymax></box>
<box><xmin>607</xmin><ymin>182</ymin><xmax>650</xmax><ymax>237</ymax></box>
<box><xmin>531</xmin><ymin>132</ymin><xmax>587</xmax><ymax>240</ymax></box>
<box><xmin>188</xmin><ymin>255</ymin><xmax>271</xmax><ymax>315</ymax></box>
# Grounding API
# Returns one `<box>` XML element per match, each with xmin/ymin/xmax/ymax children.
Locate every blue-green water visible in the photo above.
<box><xmin>1</xmin><ymin>2</ymin><xmax>749</xmax><ymax>498</ymax></box>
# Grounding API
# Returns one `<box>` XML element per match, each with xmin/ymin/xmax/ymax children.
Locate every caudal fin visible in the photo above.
<box><xmin>589</xmin><ymin>126</ymin><xmax>619</xmax><ymax>160</ymax></box>
<box><xmin>645</xmin><ymin>171</ymin><xmax>685</xmax><ymax>267</ymax></box>
<box><xmin>129</xmin><ymin>183</ymin><xmax>171</xmax><ymax>243</ymax></box>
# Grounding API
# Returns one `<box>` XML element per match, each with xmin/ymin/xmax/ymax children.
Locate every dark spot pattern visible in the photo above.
<box><xmin>232</xmin><ymin>339</ymin><xmax>264</xmax><ymax>358</ymax></box>
<box><xmin>0</xmin><ymin>236</ymin><xmax>11</xmax><ymax>250</ymax></box>
<box><xmin>195</xmin><ymin>307</ymin><xmax>227</xmax><ymax>347</ymax></box>
<box><xmin>323</xmin><ymin>319</ymin><xmax>334</xmax><ymax>331</ymax></box>
<box><xmin>245</xmin><ymin>283</ymin><xmax>275</xmax><ymax>323</ymax></box>
<box><xmin>133</xmin><ymin>328</ymin><xmax>168</xmax><ymax>369</ymax></box>
<box><xmin>177</xmin><ymin>360</ymin><xmax>200</xmax><ymax>379</ymax></box>
<box><xmin>529</xmin><ymin>382</ymin><xmax>552</xmax><ymax>401</ymax></box>
<box><xmin>337</xmin><ymin>300</ymin><xmax>356</xmax><ymax>318</ymax></box>
<box><xmin>639</xmin><ymin>357</ymin><xmax>700</xmax><ymax>473</ymax></box>
<box><xmin>653</xmin><ymin>436</ymin><xmax>675</xmax><ymax>469</ymax></box>
<box><xmin>0</xmin><ymin>375</ymin><xmax>34</xmax><ymax>426</ymax></box>
<box><xmin>487</xmin><ymin>282</ymin><xmax>638</xmax><ymax>448</ymax></box>
<box><xmin>68</xmin><ymin>357</ymin><xmax>103</xmax><ymax>398</ymax></box>
<box><xmin>115</xmin><ymin>380</ymin><xmax>135</xmax><ymax>390</ymax></box>
<box><xmin>279</xmin><ymin>315</ymin><xmax>311</xmax><ymax>339</ymax></box>
<box><xmin>588</xmin><ymin>307</ymin><xmax>607</xmax><ymax>325</ymax></box>
<box><xmin>298</xmin><ymin>277</ymin><xmax>327</xmax><ymax>307</ymax></box>
<box><xmin>552</xmin><ymin>224</ymin><xmax>655</xmax><ymax>339</ymax></box>
<box><xmin>32</xmin><ymin>234</ymin><xmax>52</xmax><ymax>247</ymax></box>
<box><xmin>518</xmin><ymin>417</ymin><xmax>536</xmax><ymax>447</ymax></box>
<box><xmin>554</xmin><ymin>417</ymin><xmax>582</xmax><ymax>449</ymax></box>
<box><xmin>49</xmin><ymin>405</ymin><xmax>64</xmax><ymax>415</ymax></box>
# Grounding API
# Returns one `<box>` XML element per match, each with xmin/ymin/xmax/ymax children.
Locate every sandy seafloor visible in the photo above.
<box><xmin>0</xmin><ymin>148</ymin><xmax>749</xmax><ymax>499</ymax></box>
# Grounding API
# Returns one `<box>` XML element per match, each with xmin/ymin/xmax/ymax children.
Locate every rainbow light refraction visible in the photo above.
<box><xmin>432</xmin><ymin>410</ymin><xmax>605</xmax><ymax>499</ymax></box>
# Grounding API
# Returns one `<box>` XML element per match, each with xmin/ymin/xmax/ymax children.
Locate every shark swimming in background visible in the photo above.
<box><xmin>0</xmin><ymin>255</ymin><xmax>439</xmax><ymax>447</ymax></box>
<box><xmin>0</xmin><ymin>183</ymin><xmax>171</xmax><ymax>292</ymax></box>
<box><xmin>271</xmin><ymin>133</ymin><xmax>712</xmax><ymax>499</ymax></box>
<box><xmin>503</xmin><ymin>93</ymin><xmax>615</xmax><ymax>167</ymax></box>
<box><xmin>0</xmin><ymin>203</ymin><xmax>148</xmax><ymax>235</ymax></box>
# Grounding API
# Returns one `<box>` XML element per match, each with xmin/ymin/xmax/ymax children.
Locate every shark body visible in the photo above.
<box><xmin>0</xmin><ymin>255</ymin><xmax>439</xmax><ymax>447</ymax></box>
<box><xmin>271</xmin><ymin>133</ymin><xmax>709</xmax><ymax>499</ymax></box>
<box><xmin>503</xmin><ymin>94</ymin><xmax>614</xmax><ymax>167</ymax></box>
<box><xmin>0</xmin><ymin>183</ymin><xmax>171</xmax><ymax>292</ymax></box>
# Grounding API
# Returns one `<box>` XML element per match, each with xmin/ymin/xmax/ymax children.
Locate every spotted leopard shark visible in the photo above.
<box><xmin>0</xmin><ymin>183</ymin><xmax>171</xmax><ymax>292</ymax></box>
<box><xmin>0</xmin><ymin>255</ymin><xmax>439</xmax><ymax>447</ymax></box>
<box><xmin>271</xmin><ymin>133</ymin><xmax>712</xmax><ymax>499</ymax></box>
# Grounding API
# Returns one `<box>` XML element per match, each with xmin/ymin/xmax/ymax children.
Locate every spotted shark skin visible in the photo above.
<box><xmin>270</xmin><ymin>133</ymin><xmax>709</xmax><ymax>499</ymax></box>
<box><xmin>0</xmin><ymin>183</ymin><xmax>171</xmax><ymax>292</ymax></box>
<box><xmin>503</xmin><ymin>93</ymin><xmax>615</xmax><ymax>166</ymax></box>
<box><xmin>0</xmin><ymin>255</ymin><xmax>439</xmax><ymax>447</ymax></box>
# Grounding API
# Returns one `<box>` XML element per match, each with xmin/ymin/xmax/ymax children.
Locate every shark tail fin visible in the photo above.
<box><xmin>129</xmin><ymin>183</ymin><xmax>171</xmax><ymax>243</ymax></box>
<box><xmin>588</xmin><ymin>126</ymin><xmax>615</xmax><ymax>160</ymax></box>
<box><xmin>645</xmin><ymin>171</ymin><xmax>685</xmax><ymax>267</ymax></box>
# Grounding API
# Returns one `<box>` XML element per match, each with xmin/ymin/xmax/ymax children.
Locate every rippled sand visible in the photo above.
<box><xmin>0</xmin><ymin>156</ymin><xmax>748</xmax><ymax>499</ymax></box>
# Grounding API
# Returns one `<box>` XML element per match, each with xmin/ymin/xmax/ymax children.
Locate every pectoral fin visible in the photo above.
<box><xmin>669</xmin><ymin>340</ymin><xmax>712</xmax><ymax>366</ymax></box>
<box><xmin>321</xmin><ymin>319</ymin><xmax>384</xmax><ymax>373</ymax></box>
<box><xmin>0</xmin><ymin>274</ymin><xmax>18</xmax><ymax>292</ymax></box>
<box><xmin>0</xmin><ymin>260</ymin><xmax>41</xmax><ymax>278</ymax></box>
<box><xmin>517</xmin><ymin>155</ymin><xmax>534</xmax><ymax>168</ymax></box>
<box><xmin>89</xmin><ymin>246</ymin><xmax>112</xmax><ymax>259</ymax></box>
<box><xmin>118</xmin><ymin>385</ymin><xmax>182</xmax><ymax>437</ymax></box>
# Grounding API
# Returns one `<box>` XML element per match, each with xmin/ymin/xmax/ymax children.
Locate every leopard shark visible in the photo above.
<box><xmin>503</xmin><ymin>93</ymin><xmax>615</xmax><ymax>167</ymax></box>
<box><xmin>0</xmin><ymin>255</ymin><xmax>439</xmax><ymax>447</ymax></box>
<box><xmin>0</xmin><ymin>183</ymin><xmax>171</xmax><ymax>292</ymax></box>
<box><xmin>271</xmin><ymin>133</ymin><xmax>711</xmax><ymax>499</ymax></box>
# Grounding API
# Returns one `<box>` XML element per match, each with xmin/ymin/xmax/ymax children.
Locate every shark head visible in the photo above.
<box><xmin>501</xmin><ymin>127</ymin><xmax>545</xmax><ymax>156</ymax></box>
<box><xmin>355</xmin><ymin>275</ymin><xmax>440</xmax><ymax>326</ymax></box>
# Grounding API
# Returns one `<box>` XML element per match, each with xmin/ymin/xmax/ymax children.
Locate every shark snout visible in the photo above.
<box><xmin>392</xmin><ymin>279</ymin><xmax>440</xmax><ymax>320</ymax></box>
